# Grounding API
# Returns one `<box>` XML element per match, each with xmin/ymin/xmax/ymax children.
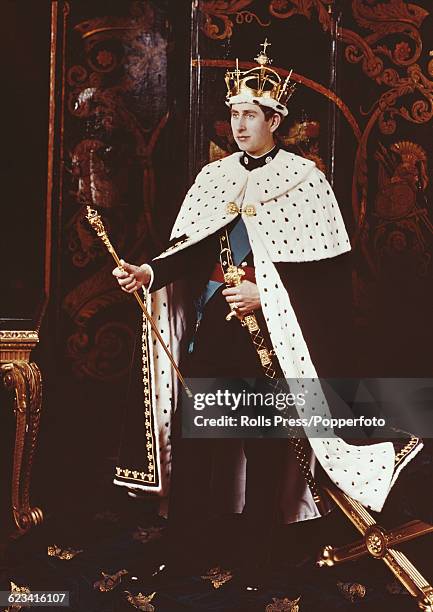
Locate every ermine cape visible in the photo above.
<box><xmin>114</xmin><ymin>149</ymin><xmax>421</xmax><ymax>513</ymax></box>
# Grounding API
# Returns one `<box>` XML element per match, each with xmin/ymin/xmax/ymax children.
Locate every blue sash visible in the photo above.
<box><xmin>189</xmin><ymin>218</ymin><xmax>251</xmax><ymax>352</ymax></box>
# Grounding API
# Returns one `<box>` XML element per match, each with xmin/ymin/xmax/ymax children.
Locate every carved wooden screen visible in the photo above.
<box><xmin>339</xmin><ymin>1</ymin><xmax>433</xmax><ymax>374</ymax></box>
<box><xmin>190</xmin><ymin>1</ymin><xmax>433</xmax><ymax>375</ymax></box>
<box><xmin>48</xmin><ymin>0</ymin><xmax>185</xmax><ymax>388</ymax></box>
<box><xmin>41</xmin><ymin>0</ymin><xmax>191</xmax><ymax>483</ymax></box>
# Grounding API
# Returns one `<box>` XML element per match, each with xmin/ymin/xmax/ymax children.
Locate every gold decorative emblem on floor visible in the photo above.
<box><xmin>93</xmin><ymin>569</ymin><xmax>129</xmax><ymax>592</ymax></box>
<box><xmin>336</xmin><ymin>581</ymin><xmax>366</xmax><ymax>602</ymax></box>
<box><xmin>124</xmin><ymin>590</ymin><xmax>156</xmax><ymax>611</ymax></box>
<box><xmin>5</xmin><ymin>581</ymin><xmax>31</xmax><ymax>611</ymax></box>
<box><xmin>47</xmin><ymin>544</ymin><xmax>83</xmax><ymax>560</ymax></box>
<box><xmin>201</xmin><ymin>566</ymin><xmax>233</xmax><ymax>589</ymax></box>
<box><xmin>265</xmin><ymin>595</ymin><xmax>301</xmax><ymax>611</ymax></box>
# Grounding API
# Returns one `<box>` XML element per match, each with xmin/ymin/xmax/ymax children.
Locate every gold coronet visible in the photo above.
<box><xmin>225</xmin><ymin>39</ymin><xmax>296</xmax><ymax>109</ymax></box>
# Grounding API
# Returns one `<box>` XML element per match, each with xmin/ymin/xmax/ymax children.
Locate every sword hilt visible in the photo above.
<box><xmin>225</xmin><ymin>308</ymin><xmax>239</xmax><ymax>322</ymax></box>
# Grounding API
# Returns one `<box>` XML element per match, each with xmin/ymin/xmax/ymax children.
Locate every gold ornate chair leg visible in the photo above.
<box><xmin>317</xmin><ymin>484</ymin><xmax>433</xmax><ymax>611</ymax></box>
<box><xmin>19</xmin><ymin>362</ymin><xmax>44</xmax><ymax>530</ymax></box>
<box><xmin>2</xmin><ymin>362</ymin><xmax>44</xmax><ymax>533</ymax></box>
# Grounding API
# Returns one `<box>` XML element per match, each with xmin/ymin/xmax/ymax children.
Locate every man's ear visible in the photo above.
<box><xmin>270</xmin><ymin>112</ymin><xmax>282</xmax><ymax>133</ymax></box>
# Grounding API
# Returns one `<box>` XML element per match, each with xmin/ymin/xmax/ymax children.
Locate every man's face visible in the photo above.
<box><xmin>230</xmin><ymin>103</ymin><xmax>279</xmax><ymax>156</ymax></box>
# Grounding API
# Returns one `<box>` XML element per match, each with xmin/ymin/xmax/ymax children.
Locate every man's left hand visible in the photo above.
<box><xmin>222</xmin><ymin>280</ymin><xmax>261</xmax><ymax>317</ymax></box>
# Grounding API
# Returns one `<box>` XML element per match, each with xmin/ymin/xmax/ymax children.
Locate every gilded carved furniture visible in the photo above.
<box><xmin>0</xmin><ymin>327</ymin><xmax>44</xmax><ymax>533</ymax></box>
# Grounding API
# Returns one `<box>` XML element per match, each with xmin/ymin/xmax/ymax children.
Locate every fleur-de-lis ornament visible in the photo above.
<box><xmin>93</xmin><ymin>569</ymin><xmax>128</xmax><ymax>592</ymax></box>
<box><xmin>124</xmin><ymin>590</ymin><xmax>156</xmax><ymax>611</ymax></box>
<box><xmin>47</xmin><ymin>544</ymin><xmax>83</xmax><ymax>560</ymax></box>
<box><xmin>337</xmin><ymin>581</ymin><xmax>366</xmax><ymax>602</ymax></box>
<box><xmin>265</xmin><ymin>596</ymin><xmax>301</xmax><ymax>612</ymax></box>
<box><xmin>201</xmin><ymin>566</ymin><xmax>233</xmax><ymax>589</ymax></box>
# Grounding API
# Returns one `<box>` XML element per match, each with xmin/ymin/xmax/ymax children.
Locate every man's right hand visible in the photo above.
<box><xmin>112</xmin><ymin>259</ymin><xmax>152</xmax><ymax>293</ymax></box>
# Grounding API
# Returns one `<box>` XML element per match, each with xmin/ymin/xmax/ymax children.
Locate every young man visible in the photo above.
<box><xmin>114</xmin><ymin>99</ymin><xmax>278</xmax><ymax>314</ymax></box>
<box><xmin>112</xmin><ymin>43</ymin><xmax>421</xmax><ymax>582</ymax></box>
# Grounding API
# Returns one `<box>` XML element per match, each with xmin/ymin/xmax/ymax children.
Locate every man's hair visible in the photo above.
<box><xmin>257</xmin><ymin>104</ymin><xmax>282</xmax><ymax>123</ymax></box>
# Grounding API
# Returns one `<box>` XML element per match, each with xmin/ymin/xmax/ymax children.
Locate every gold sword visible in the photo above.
<box><xmin>221</xmin><ymin>235</ymin><xmax>275</xmax><ymax>370</ymax></box>
<box><xmin>220</xmin><ymin>230</ymin><xmax>325</xmax><ymax>512</ymax></box>
<box><xmin>85</xmin><ymin>206</ymin><xmax>192</xmax><ymax>398</ymax></box>
<box><xmin>223</xmin><ymin>262</ymin><xmax>275</xmax><ymax>370</ymax></box>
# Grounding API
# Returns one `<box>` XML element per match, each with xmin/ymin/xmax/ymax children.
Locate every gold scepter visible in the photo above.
<box><xmin>85</xmin><ymin>206</ymin><xmax>192</xmax><ymax>398</ymax></box>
